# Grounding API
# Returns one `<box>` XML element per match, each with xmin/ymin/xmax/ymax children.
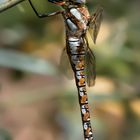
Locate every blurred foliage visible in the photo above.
<box><xmin>0</xmin><ymin>128</ymin><xmax>12</xmax><ymax>140</ymax></box>
<box><xmin>0</xmin><ymin>0</ymin><xmax>140</xmax><ymax>140</ymax></box>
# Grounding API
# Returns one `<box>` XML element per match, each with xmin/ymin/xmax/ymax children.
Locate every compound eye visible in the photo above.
<box><xmin>48</xmin><ymin>0</ymin><xmax>65</xmax><ymax>5</ymax></box>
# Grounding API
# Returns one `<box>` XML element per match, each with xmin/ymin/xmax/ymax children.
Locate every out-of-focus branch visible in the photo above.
<box><xmin>0</xmin><ymin>0</ymin><xmax>26</xmax><ymax>13</ymax></box>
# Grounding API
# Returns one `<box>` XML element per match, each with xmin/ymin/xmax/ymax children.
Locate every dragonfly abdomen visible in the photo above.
<box><xmin>73</xmin><ymin>66</ymin><xmax>94</xmax><ymax>139</ymax></box>
<box><xmin>75</xmin><ymin>67</ymin><xmax>94</xmax><ymax>139</ymax></box>
<box><xmin>67</xmin><ymin>37</ymin><xmax>93</xmax><ymax>139</ymax></box>
<box><xmin>68</xmin><ymin>37</ymin><xmax>86</xmax><ymax>54</ymax></box>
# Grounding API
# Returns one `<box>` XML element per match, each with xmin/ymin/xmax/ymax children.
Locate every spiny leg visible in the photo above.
<box><xmin>28</xmin><ymin>0</ymin><xmax>63</xmax><ymax>18</ymax></box>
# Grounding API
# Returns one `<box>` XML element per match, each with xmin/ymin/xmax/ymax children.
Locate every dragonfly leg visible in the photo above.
<box><xmin>28</xmin><ymin>0</ymin><xmax>63</xmax><ymax>18</ymax></box>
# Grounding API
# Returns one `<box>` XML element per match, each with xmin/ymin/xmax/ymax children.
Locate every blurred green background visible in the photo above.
<box><xmin>0</xmin><ymin>0</ymin><xmax>140</xmax><ymax>140</ymax></box>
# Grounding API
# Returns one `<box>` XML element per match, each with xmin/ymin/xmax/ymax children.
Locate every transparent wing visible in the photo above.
<box><xmin>0</xmin><ymin>0</ymin><xmax>25</xmax><ymax>12</ymax></box>
<box><xmin>88</xmin><ymin>7</ymin><xmax>103</xmax><ymax>44</ymax></box>
<box><xmin>85</xmin><ymin>47</ymin><xmax>96</xmax><ymax>87</ymax></box>
<box><xmin>59</xmin><ymin>48</ymin><xmax>74</xmax><ymax>79</ymax></box>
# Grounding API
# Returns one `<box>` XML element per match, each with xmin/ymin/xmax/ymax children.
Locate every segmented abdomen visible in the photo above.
<box><xmin>67</xmin><ymin>37</ymin><xmax>93</xmax><ymax>139</ymax></box>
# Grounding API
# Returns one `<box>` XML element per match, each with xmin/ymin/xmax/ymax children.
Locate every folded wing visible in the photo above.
<box><xmin>59</xmin><ymin>48</ymin><xmax>74</xmax><ymax>79</ymax></box>
<box><xmin>85</xmin><ymin>47</ymin><xmax>96</xmax><ymax>87</ymax></box>
<box><xmin>88</xmin><ymin>7</ymin><xmax>103</xmax><ymax>44</ymax></box>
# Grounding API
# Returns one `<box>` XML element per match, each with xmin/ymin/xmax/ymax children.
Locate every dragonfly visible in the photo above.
<box><xmin>0</xmin><ymin>0</ymin><xmax>103</xmax><ymax>139</ymax></box>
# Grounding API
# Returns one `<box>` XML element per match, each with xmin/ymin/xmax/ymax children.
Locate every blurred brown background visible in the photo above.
<box><xmin>0</xmin><ymin>0</ymin><xmax>140</xmax><ymax>140</ymax></box>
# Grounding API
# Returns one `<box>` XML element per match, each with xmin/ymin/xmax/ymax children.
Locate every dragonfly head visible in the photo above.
<box><xmin>48</xmin><ymin>0</ymin><xmax>66</xmax><ymax>6</ymax></box>
<box><xmin>69</xmin><ymin>0</ymin><xmax>86</xmax><ymax>4</ymax></box>
<box><xmin>48</xmin><ymin>0</ymin><xmax>86</xmax><ymax>6</ymax></box>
